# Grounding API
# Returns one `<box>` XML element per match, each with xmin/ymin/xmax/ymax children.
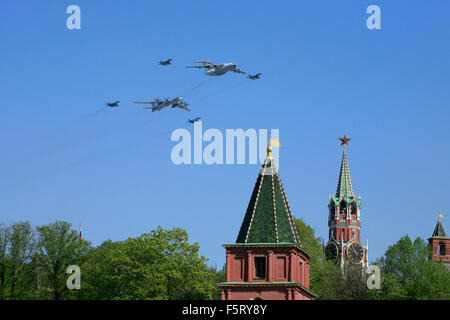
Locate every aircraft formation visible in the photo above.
<box><xmin>105</xmin><ymin>58</ymin><xmax>261</xmax><ymax>122</ymax></box>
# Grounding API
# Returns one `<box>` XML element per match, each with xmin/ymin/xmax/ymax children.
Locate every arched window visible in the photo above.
<box><xmin>330</xmin><ymin>203</ymin><xmax>335</xmax><ymax>219</ymax></box>
<box><xmin>340</xmin><ymin>202</ymin><xmax>347</xmax><ymax>216</ymax></box>
<box><xmin>439</xmin><ymin>242</ymin><xmax>446</xmax><ymax>256</ymax></box>
<box><xmin>351</xmin><ymin>202</ymin><xmax>357</xmax><ymax>216</ymax></box>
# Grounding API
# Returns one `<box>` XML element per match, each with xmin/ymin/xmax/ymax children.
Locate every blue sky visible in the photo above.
<box><xmin>1</xmin><ymin>1</ymin><xmax>449</xmax><ymax>267</ymax></box>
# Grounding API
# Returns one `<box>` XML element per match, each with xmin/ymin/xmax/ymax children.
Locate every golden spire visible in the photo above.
<box><xmin>439</xmin><ymin>212</ymin><xmax>444</xmax><ymax>221</ymax></box>
<box><xmin>267</xmin><ymin>138</ymin><xmax>281</xmax><ymax>159</ymax></box>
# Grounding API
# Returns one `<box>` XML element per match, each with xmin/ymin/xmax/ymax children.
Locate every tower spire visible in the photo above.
<box><xmin>325</xmin><ymin>135</ymin><xmax>366</xmax><ymax>267</ymax></box>
<box><xmin>428</xmin><ymin>213</ymin><xmax>450</xmax><ymax>266</ymax></box>
<box><xmin>220</xmin><ymin>140</ymin><xmax>316</xmax><ymax>300</ymax></box>
<box><xmin>336</xmin><ymin>135</ymin><xmax>355</xmax><ymax>198</ymax></box>
<box><xmin>432</xmin><ymin>213</ymin><xmax>446</xmax><ymax>237</ymax></box>
<box><xmin>236</xmin><ymin>139</ymin><xmax>300</xmax><ymax>244</ymax></box>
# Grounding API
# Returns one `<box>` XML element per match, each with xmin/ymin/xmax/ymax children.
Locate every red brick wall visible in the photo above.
<box><xmin>429</xmin><ymin>238</ymin><xmax>450</xmax><ymax>262</ymax></box>
<box><xmin>223</xmin><ymin>286</ymin><xmax>313</xmax><ymax>300</ymax></box>
<box><xmin>222</xmin><ymin>245</ymin><xmax>314</xmax><ymax>300</ymax></box>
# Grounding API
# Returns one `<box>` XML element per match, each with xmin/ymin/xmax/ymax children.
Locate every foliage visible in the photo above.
<box><xmin>313</xmin><ymin>261</ymin><xmax>371</xmax><ymax>300</ymax></box>
<box><xmin>374</xmin><ymin>235</ymin><xmax>450</xmax><ymax>300</ymax></box>
<box><xmin>7</xmin><ymin>222</ymin><xmax>36</xmax><ymax>299</ymax></box>
<box><xmin>294</xmin><ymin>218</ymin><xmax>326</xmax><ymax>295</ymax></box>
<box><xmin>294</xmin><ymin>217</ymin><xmax>371</xmax><ymax>300</ymax></box>
<box><xmin>0</xmin><ymin>219</ymin><xmax>448</xmax><ymax>300</ymax></box>
<box><xmin>294</xmin><ymin>218</ymin><xmax>324</xmax><ymax>263</ymax></box>
<box><xmin>36</xmin><ymin>220</ymin><xmax>90</xmax><ymax>300</ymax></box>
<box><xmin>77</xmin><ymin>226</ymin><xmax>216</xmax><ymax>300</ymax></box>
<box><xmin>209</xmin><ymin>263</ymin><xmax>226</xmax><ymax>300</ymax></box>
<box><xmin>0</xmin><ymin>222</ymin><xmax>37</xmax><ymax>299</ymax></box>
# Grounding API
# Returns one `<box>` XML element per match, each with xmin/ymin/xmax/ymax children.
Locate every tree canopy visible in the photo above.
<box><xmin>0</xmin><ymin>219</ymin><xmax>448</xmax><ymax>300</ymax></box>
<box><xmin>374</xmin><ymin>235</ymin><xmax>450</xmax><ymax>300</ymax></box>
<box><xmin>78</xmin><ymin>226</ymin><xmax>216</xmax><ymax>300</ymax></box>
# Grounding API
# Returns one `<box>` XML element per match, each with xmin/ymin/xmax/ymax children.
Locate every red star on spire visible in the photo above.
<box><xmin>339</xmin><ymin>134</ymin><xmax>351</xmax><ymax>146</ymax></box>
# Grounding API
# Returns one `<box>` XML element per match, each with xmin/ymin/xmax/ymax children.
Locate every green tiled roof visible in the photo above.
<box><xmin>236</xmin><ymin>155</ymin><xmax>300</xmax><ymax>244</ymax></box>
<box><xmin>336</xmin><ymin>146</ymin><xmax>354</xmax><ymax>199</ymax></box>
<box><xmin>329</xmin><ymin>146</ymin><xmax>361</xmax><ymax>208</ymax></box>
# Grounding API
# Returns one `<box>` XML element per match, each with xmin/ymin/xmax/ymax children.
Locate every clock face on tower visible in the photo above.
<box><xmin>346</xmin><ymin>241</ymin><xmax>364</xmax><ymax>265</ymax></box>
<box><xmin>324</xmin><ymin>241</ymin><xmax>339</xmax><ymax>262</ymax></box>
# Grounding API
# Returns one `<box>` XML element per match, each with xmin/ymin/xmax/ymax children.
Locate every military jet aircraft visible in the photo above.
<box><xmin>188</xmin><ymin>117</ymin><xmax>201</xmax><ymax>123</ymax></box>
<box><xmin>133</xmin><ymin>97</ymin><xmax>190</xmax><ymax>112</ymax></box>
<box><xmin>248</xmin><ymin>73</ymin><xmax>262</xmax><ymax>80</ymax></box>
<box><xmin>158</xmin><ymin>59</ymin><xmax>172</xmax><ymax>66</ymax></box>
<box><xmin>106</xmin><ymin>101</ymin><xmax>120</xmax><ymax>108</ymax></box>
<box><xmin>186</xmin><ymin>61</ymin><xmax>246</xmax><ymax>76</ymax></box>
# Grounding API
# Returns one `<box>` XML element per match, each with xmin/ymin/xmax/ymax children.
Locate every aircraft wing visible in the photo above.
<box><xmin>193</xmin><ymin>61</ymin><xmax>213</xmax><ymax>65</ymax></box>
<box><xmin>176</xmin><ymin>104</ymin><xmax>191</xmax><ymax>112</ymax></box>
<box><xmin>186</xmin><ymin>61</ymin><xmax>214</xmax><ymax>69</ymax></box>
<box><xmin>153</xmin><ymin>102</ymin><xmax>171</xmax><ymax>110</ymax></box>
<box><xmin>167</xmin><ymin>98</ymin><xmax>180</xmax><ymax>104</ymax></box>
<box><xmin>143</xmin><ymin>103</ymin><xmax>171</xmax><ymax>111</ymax></box>
<box><xmin>186</xmin><ymin>65</ymin><xmax>208</xmax><ymax>69</ymax></box>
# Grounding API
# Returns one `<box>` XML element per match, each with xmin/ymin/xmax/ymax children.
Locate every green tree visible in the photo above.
<box><xmin>8</xmin><ymin>221</ymin><xmax>36</xmax><ymax>299</ymax></box>
<box><xmin>36</xmin><ymin>221</ymin><xmax>88</xmax><ymax>300</ymax></box>
<box><xmin>81</xmin><ymin>226</ymin><xmax>216</xmax><ymax>300</ymax></box>
<box><xmin>294</xmin><ymin>218</ymin><xmax>325</xmax><ymax>295</ymax></box>
<box><xmin>210</xmin><ymin>263</ymin><xmax>226</xmax><ymax>300</ymax></box>
<box><xmin>74</xmin><ymin>239</ymin><xmax>121</xmax><ymax>300</ymax></box>
<box><xmin>294</xmin><ymin>218</ymin><xmax>372</xmax><ymax>300</ymax></box>
<box><xmin>376</xmin><ymin>235</ymin><xmax>450</xmax><ymax>300</ymax></box>
<box><xmin>294</xmin><ymin>218</ymin><xmax>324</xmax><ymax>261</ymax></box>
<box><xmin>0</xmin><ymin>223</ymin><xmax>10</xmax><ymax>299</ymax></box>
<box><xmin>313</xmin><ymin>261</ymin><xmax>370</xmax><ymax>300</ymax></box>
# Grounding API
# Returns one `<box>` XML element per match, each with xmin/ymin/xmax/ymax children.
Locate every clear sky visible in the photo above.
<box><xmin>1</xmin><ymin>1</ymin><xmax>449</xmax><ymax>267</ymax></box>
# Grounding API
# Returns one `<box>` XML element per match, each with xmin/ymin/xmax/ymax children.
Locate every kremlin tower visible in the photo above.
<box><xmin>218</xmin><ymin>140</ymin><xmax>316</xmax><ymax>300</ymax></box>
<box><xmin>324</xmin><ymin>135</ymin><xmax>368</xmax><ymax>269</ymax></box>
<box><xmin>428</xmin><ymin>214</ymin><xmax>450</xmax><ymax>267</ymax></box>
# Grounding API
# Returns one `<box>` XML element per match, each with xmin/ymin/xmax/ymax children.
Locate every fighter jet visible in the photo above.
<box><xmin>133</xmin><ymin>97</ymin><xmax>190</xmax><ymax>112</ymax></box>
<box><xmin>188</xmin><ymin>117</ymin><xmax>201</xmax><ymax>123</ymax></box>
<box><xmin>158</xmin><ymin>59</ymin><xmax>172</xmax><ymax>66</ymax></box>
<box><xmin>186</xmin><ymin>61</ymin><xmax>246</xmax><ymax>76</ymax></box>
<box><xmin>106</xmin><ymin>101</ymin><xmax>119</xmax><ymax>108</ymax></box>
<box><xmin>248</xmin><ymin>73</ymin><xmax>262</xmax><ymax>80</ymax></box>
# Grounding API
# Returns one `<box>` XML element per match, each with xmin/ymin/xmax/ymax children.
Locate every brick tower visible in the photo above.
<box><xmin>218</xmin><ymin>140</ymin><xmax>316</xmax><ymax>300</ymax></box>
<box><xmin>324</xmin><ymin>135</ymin><xmax>368</xmax><ymax>269</ymax></box>
<box><xmin>428</xmin><ymin>214</ymin><xmax>450</xmax><ymax>267</ymax></box>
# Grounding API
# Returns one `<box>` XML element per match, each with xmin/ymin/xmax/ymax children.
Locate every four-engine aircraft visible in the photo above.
<box><xmin>186</xmin><ymin>61</ymin><xmax>246</xmax><ymax>76</ymax></box>
<box><xmin>133</xmin><ymin>97</ymin><xmax>190</xmax><ymax>112</ymax></box>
